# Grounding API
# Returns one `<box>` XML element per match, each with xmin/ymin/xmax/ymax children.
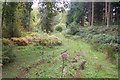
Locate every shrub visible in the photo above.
<box><xmin>55</xmin><ymin>26</ymin><xmax>63</xmax><ymax>32</ymax></box>
<box><xmin>117</xmin><ymin>36</ymin><xmax>120</xmax><ymax>44</ymax></box>
<box><xmin>2</xmin><ymin>38</ymin><xmax>16</xmax><ymax>64</ymax></box>
<box><xmin>2</xmin><ymin>25</ymin><xmax>21</xmax><ymax>38</ymax></box>
<box><xmin>103</xmin><ymin>44</ymin><xmax>118</xmax><ymax>61</ymax></box>
<box><xmin>2</xmin><ymin>44</ymin><xmax>16</xmax><ymax>64</ymax></box>
<box><xmin>92</xmin><ymin>34</ymin><xmax>117</xmax><ymax>44</ymax></box>
<box><xmin>87</xmin><ymin>27</ymin><xmax>99</xmax><ymax>35</ymax></box>
<box><xmin>85</xmin><ymin>33</ymin><xmax>93</xmax><ymax>41</ymax></box>
<box><xmin>67</xmin><ymin>21</ymin><xmax>80</xmax><ymax>35</ymax></box>
<box><xmin>11</xmin><ymin>34</ymin><xmax>62</xmax><ymax>47</ymax></box>
<box><xmin>67</xmin><ymin>26</ymin><xmax>119</xmax><ymax>62</ymax></box>
<box><xmin>75</xmin><ymin>28</ymin><xmax>90</xmax><ymax>39</ymax></box>
<box><xmin>32</xmin><ymin>34</ymin><xmax>62</xmax><ymax>47</ymax></box>
<box><xmin>2</xmin><ymin>38</ymin><xmax>14</xmax><ymax>46</ymax></box>
<box><xmin>11</xmin><ymin>34</ymin><xmax>37</xmax><ymax>46</ymax></box>
<box><xmin>34</xmin><ymin>36</ymin><xmax>62</xmax><ymax>47</ymax></box>
<box><xmin>11</xmin><ymin>37</ymin><xmax>29</xmax><ymax>46</ymax></box>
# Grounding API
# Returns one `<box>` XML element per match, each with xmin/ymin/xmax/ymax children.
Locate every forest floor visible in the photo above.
<box><xmin>2</xmin><ymin>33</ymin><xmax>118</xmax><ymax>78</ymax></box>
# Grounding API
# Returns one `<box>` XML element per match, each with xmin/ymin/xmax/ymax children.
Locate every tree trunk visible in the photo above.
<box><xmin>116</xmin><ymin>8</ymin><xmax>119</xmax><ymax>25</ymax></box>
<box><xmin>105</xmin><ymin>2</ymin><xmax>108</xmax><ymax>25</ymax></box>
<box><xmin>110</xmin><ymin>4</ymin><xmax>113</xmax><ymax>24</ymax></box>
<box><xmin>0</xmin><ymin>2</ymin><xmax>4</xmax><ymax>38</ymax></box>
<box><xmin>28</xmin><ymin>11</ymin><xmax>31</xmax><ymax>31</ymax></box>
<box><xmin>107</xmin><ymin>2</ymin><xmax>110</xmax><ymax>28</ymax></box>
<box><xmin>81</xmin><ymin>16</ymin><xmax>84</xmax><ymax>26</ymax></box>
<box><xmin>88</xmin><ymin>2</ymin><xmax>92</xmax><ymax>26</ymax></box>
<box><xmin>91</xmin><ymin>1</ymin><xmax>94</xmax><ymax>27</ymax></box>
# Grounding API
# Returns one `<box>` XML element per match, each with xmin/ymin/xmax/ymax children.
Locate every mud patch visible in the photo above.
<box><xmin>73</xmin><ymin>70</ymin><xmax>85</xmax><ymax>78</ymax></box>
<box><xmin>16</xmin><ymin>60</ymin><xmax>46</xmax><ymax>78</ymax></box>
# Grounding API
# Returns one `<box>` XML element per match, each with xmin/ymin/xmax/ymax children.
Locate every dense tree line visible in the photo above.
<box><xmin>1</xmin><ymin>1</ymin><xmax>120</xmax><ymax>37</ymax></box>
<box><xmin>65</xmin><ymin>1</ymin><xmax>120</xmax><ymax>61</ymax></box>
<box><xmin>38</xmin><ymin>2</ymin><xmax>58</xmax><ymax>33</ymax></box>
<box><xmin>66</xmin><ymin>2</ymin><xmax>120</xmax><ymax>28</ymax></box>
<box><xmin>38</xmin><ymin>0</ymin><xmax>68</xmax><ymax>33</ymax></box>
<box><xmin>2</xmin><ymin>2</ymin><xmax>33</xmax><ymax>38</ymax></box>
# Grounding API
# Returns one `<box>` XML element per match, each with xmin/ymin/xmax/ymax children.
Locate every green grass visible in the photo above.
<box><xmin>2</xmin><ymin>33</ymin><xmax>118</xmax><ymax>78</ymax></box>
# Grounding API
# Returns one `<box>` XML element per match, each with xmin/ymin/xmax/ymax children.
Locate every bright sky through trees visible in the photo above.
<box><xmin>32</xmin><ymin>0</ymin><xmax>70</xmax><ymax>9</ymax></box>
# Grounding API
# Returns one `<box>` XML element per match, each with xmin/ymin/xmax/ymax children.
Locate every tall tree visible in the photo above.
<box><xmin>2</xmin><ymin>2</ymin><xmax>21</xmax><ymax>38</ymax></box>
<box><xmin>2</xmin><ymin>2</ymin><xmax>33</xmax><ymax>38</ymax></box>
<box><xmin>21</xmin><ymin>2</ymin><xmax>33</xmax><ymax>31</ymax></box>
<box><xmin>91</xmin><ymin>1</ymin><xmax>94</xmax><ymax>27</ymax></box>
<box><xmin>88</xmin><ymin>2</ymin><xmax>92</xmax><ymax>26</ymax></box>
<box><xmin>0</xmin><ymin>2</ymin><xmax>2</xmax><ymax>38</ymax></box>
<box><xmin>107</xmin><ymin>2</ymin><xmax>111</xmax><ymax>27</ymax></box>
<box><xmin>66</xmin><ymin>2</ymin><xmax>84</xmax><ymax>26</ymax></box>
<box><xmin>105</xmin><ymin>0</ymin><xmax>111</xmax><ymax>28</ymax></box>
<box><xmin>39</xmin><ymin>2</ymin><xmax>57</xmax><ymax>33</ymax></box>
<box><xmin>105</xmin><ymin>1</ymin><xmax>108</xmax><ymax>24</ymax></box>
<box><xmin>38</xmin><ymin>1</ymin><xmax>66</xmax><ymax>33</ymax></box>
<box><xmin>94</xmin><ymin>2</ymin><xmax>104</xmax><ymax>25</ymax></box>
<box><xmin>25</xmin><ymin>2</ymin><xmax>33</xmax><ymax>31</ymax></box>
<box><xmin>105</xmin><ymin>1</ymin><xmax>111</xmax><ymax>28</ymax></box>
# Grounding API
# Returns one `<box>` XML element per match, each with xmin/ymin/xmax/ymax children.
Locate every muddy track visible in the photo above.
<box><xmin>16</xmin><ymin>60</ymin><xmax>46</xmax><ymax>78</ymax></box>
<box><xmin>16</xmin><ymin>50</ymin><xmax>87</xmax><ymax>78</ymax></box>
